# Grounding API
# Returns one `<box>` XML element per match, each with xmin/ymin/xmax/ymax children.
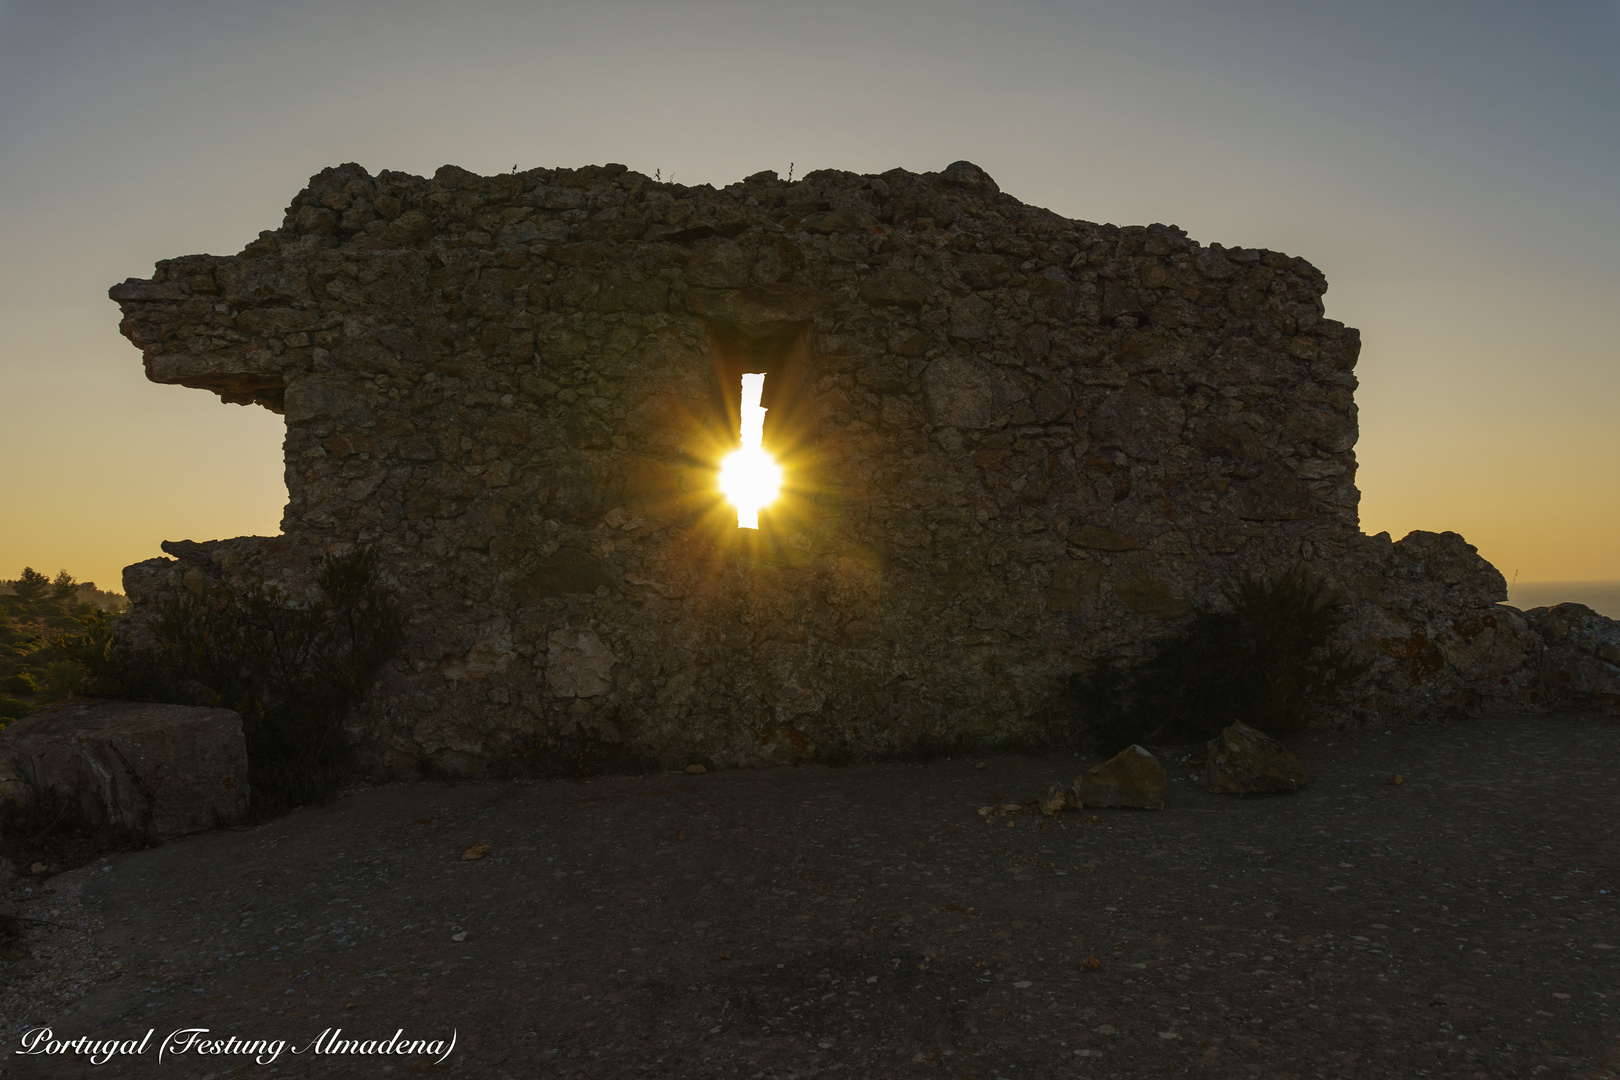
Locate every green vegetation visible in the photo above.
<box><xmin>63</xmin><ymin>549</ymin><xmax>405</xmax><ymax>813</ymax></box>
<box><xmin>1066</xmin><ymin>565</ymin><xmax>1372</xmax><ymax>754</ymax></box>
<box><xmin>0</xmin><ymin>568</ymin><xmax>127</xmax><ymax>725</ymax></box>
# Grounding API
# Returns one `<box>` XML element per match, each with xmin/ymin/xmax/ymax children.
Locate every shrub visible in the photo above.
<box><xmin>2</xmin><ymin>671</ymin><xmax>39</xmax><ymax>697</ymax></box>
<box><xmin>63</xmin><ymin>548</ymin><xmax>405</xmax><ymax>813</ymax></box>
<box><xmin>1067</xmin><ymin>565</ymin><xmax>1371</xmax><ymax>754</ymax></box>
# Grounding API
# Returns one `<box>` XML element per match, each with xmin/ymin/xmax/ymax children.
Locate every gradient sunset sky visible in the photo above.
<box><xmin>1</xmin><ymin>0</ymin><xmax>1615</xmax><ymax>594</ymax></box>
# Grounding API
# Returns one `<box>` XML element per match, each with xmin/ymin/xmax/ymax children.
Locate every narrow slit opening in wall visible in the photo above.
<box><xmin>708</xmin><ymin>320</ymin><xmax>813</xmax><ymax>529</ymax></box>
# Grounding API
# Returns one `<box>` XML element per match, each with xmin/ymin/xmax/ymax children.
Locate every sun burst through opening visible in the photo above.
<box><xmin>719</xmin><ymin>372</ymin><xmax>782</xmax><ymax>529</ymax></box>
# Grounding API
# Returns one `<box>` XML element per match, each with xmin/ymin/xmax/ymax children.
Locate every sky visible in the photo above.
<box><xmin>0</xmin><ymin>0</ymin><xmax>1616</xmax><ymax>597</ymax></box>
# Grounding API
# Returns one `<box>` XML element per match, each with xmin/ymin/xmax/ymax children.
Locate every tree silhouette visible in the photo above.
<box><xmin>13</xmin><ymin>567</ymin><xmax>48</xmax><ymax>601</ymax></box>
<box><xmin>50</xmin><ymin>570</ymin><xmax>77</xmax><ymax>601</ymax></box>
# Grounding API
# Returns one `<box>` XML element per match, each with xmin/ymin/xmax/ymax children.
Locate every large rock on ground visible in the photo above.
<box><xmin>0</xmin><ymin>755</ymin><xmax>29</xmax><ymax>818</ymax></box>
<box><xmin>0</xmin><ymin>701</ymin><xmax>249</xmax><ymax>841</ymax></box>
<box><xmin>1201</xmin><ymin>721</ymin><xmax>1307</xmax><ymax>794</ymax></box>
<box><xmin>1522</xmin><ymin>603</ymin><xmax>1620</xmax><ymax>714</ymax></box>
<box><xmin>1074</xmin><ymin>744</ymin><xmax>1165</xmax><ymax>810</ymax></box>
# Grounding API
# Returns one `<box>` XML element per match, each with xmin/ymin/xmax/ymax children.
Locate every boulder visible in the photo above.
<box><xmin>0</xmin><ymin>701</ymin><xmax>249</xmax><ymax>841</ymax></box>
<box><xmin>1074</xmin><ymin>744</ymin><xmax>1165</xmax><ymax>810</ymax></box>
<box><xmin>1201</xmin><ymin>722</ymin><xmax>1307</xmax><ymax>794</ymax></box>
<box><xmin>0</xmin><ymin>755</ymin><xmax>29</xmax><ymax>817</ymax></box>
<box><xmin>1522</xmin><ymin>603</ymin><xmax>1620</xmax><ymax>713</ymax></box>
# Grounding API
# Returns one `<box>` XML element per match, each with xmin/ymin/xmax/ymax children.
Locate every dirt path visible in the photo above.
<box><xmin>6</xmin><ymin>713</ymin><xmax>1619</xmax><ymax>1078</ymax></box>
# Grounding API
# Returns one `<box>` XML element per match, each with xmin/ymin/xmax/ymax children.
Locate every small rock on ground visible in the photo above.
<box><xmin>1074</xmin><ymin>743</ymin><xmax>1166</xmax><ymax>809</ymax></box>
<box><xmin>1203</xmin><ymin>721</ymin><xmax>1309</xmax><ymax>794</ymax></box>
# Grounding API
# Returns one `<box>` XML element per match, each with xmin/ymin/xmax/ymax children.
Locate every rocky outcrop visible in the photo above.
<box><xmin>1333</xmin><ymin>541</ymin><xmax>1619</xmax><ymax>721</ymax></box>
<box><xmin>1074</xmin><ymin>744</ymin><xmax>1165</xmax><ymax>809</ymax></box>
<box><xmin>0</xmin><ymin>701</ymin><xmax>249</xmax><ymax>841</ymax></box>
<box><xmin>1521</xmin><ymin>604</ymin><xmax>1620</xmax><ymax>713</ymax></box>
<box><xmin>1201</xmin><ymin>721</ymin><xmax>1308</xmax><ymax>794</ymax></box>
<box><xmin>106</xmin><ymin>160</ymin><xmax>1564</xmax><ymax>774</ymax></box>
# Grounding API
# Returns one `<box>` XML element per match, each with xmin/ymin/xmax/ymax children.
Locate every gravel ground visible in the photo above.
<box><xmin>4</xmin><ymin>711</ymin><xmax>1618</xmax><ymax>1079</ymax></box>
<box><xmin>1</xmin><ymin>864</ymin><xmax>122</xmax><ymax>1041</ymax></box>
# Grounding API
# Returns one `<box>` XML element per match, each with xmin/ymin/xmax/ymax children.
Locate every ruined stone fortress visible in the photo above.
<box><xmin>109</xmin><ymin>161</ymin><xmax>1617</xmax><ymax>776</ymax></box>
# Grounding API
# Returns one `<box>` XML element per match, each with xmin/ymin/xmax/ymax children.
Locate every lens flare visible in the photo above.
<box><xmin>720</xmin><ymin>372</ymin><xmax>782</xmax><ymax>529</ymax></box>
<box><xmin>719</xmin><ymin>445</ymin><xmax>782</xmax><ymax>529</ymax></box>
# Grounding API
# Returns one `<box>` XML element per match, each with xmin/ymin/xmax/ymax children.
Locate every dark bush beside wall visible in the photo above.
<box><xmin>1068</xmin><ymin>566</ymin><xmax>1372</xmax><ymax>754</ymax></box>
<box><xmin>62</xmin><ymin>549</ymin><xmax>404</xmax><ymax>812</ymax></box>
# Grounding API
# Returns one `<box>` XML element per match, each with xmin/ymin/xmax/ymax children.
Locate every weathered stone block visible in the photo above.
<box><xmin>0</xmin><ymin>701</ymin><xmax>249</xmax><ymax>840</ymax></box>
<box><xmin>1067</xmin><ymin>525</ymin><xmax>1141</xmax><ymax>552</ymax></box>
<box><xmin>1115</xmin><ymin>575</ymin><xmax>1191</xmax><ymax>620</ymax></box>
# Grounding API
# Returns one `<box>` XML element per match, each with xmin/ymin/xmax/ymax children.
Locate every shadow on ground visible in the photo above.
<box><xmin>8</xmin><ymin>713</ymin><xmax>1620</xmax><ymax>1079</ymax></box>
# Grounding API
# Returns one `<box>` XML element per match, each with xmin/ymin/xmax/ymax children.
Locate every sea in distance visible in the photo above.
<box><xmin>1506</xmin><ymin>580</ymin><xmax>1620</xmax><ymax>619</ymax></box>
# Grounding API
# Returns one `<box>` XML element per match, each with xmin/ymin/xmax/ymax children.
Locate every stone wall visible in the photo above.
<box><xmin>109</xmin><ymin>161</ymin><xmax>1618</xmax><ymax>776</ymax></box>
